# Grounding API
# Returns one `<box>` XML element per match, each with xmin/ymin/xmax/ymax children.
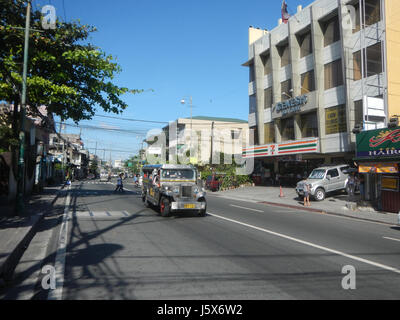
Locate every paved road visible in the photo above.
<box><xmin>19</xmin><ymin>180</ymin><xmax>400</xmax><ymax>299</ymax></box>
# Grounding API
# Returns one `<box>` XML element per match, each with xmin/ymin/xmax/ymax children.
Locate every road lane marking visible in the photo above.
<box><xmin>207</xmin><ymin>212</ymin><xmax>400</xmax><ymax>275</ymax></box>
<box><xmin>229</xmin><ymin>204</ymin><xmax>264</xmax><ymax>213</ymax></box>
<box><xmin>383</xmin><ymin>237</ymin><xmax>400</xmax><ymax>243</ymax></box>
<box><xmin>48</xmin><ymin>185</ymin><xmax>71</xmax><ymax>300</ymax></box>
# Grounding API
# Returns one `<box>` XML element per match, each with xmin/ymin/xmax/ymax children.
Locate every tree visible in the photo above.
<box><xmin>0</xmin><ymin>0</ymin><xmax>142</xmax><ymax>200</ymax></box>
<box><xmin>0</xmin><ymin>0</ymin><xmax>142</xmax><ymax>123</ymax></box>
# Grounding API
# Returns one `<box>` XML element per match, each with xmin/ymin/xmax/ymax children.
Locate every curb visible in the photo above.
<box><xmin>209</xmin><ymin>193</ymin><xmax>397</xmax><ymax>226</ymax></box>
<box><xmin>0</xmin><ymin>185</ymin><xmax>66</xmax><ymax>283</ymax></box>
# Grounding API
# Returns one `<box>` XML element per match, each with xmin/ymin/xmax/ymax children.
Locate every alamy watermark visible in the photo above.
<box><xmin>41</xmin><ymin>265</ymin><xmax>56</xmax><ymax>290</ymax></box>
<box><xmin>41</xmin><ymin>5</ymin><xmax>56</xmax><ymax>30</ymax></box>
<box><xmin>341</xmin><ymin>265</ymin><xmax>356</xmax><ymax>290</ymax></box>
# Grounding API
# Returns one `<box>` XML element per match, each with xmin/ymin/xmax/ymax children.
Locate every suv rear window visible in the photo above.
<box><xmin>340</xmin><ymin>166</ymin><xmax>349</xmax><ymax>173</ymax></box>
<box><xmin>327</xmin><ymin>169</ymin><xmax>339</xmax><ymax>178</ymax></box>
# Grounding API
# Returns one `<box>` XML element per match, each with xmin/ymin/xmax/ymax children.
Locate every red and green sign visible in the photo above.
<box><xmin>242</xmin><ymin>138</ymin><xmax>319</xmax><ymax>158</ymax></box>
<box><xmin>356</xmin><ymin>127</ymin><xmax>400</xmax><ymax>159</ymax></box>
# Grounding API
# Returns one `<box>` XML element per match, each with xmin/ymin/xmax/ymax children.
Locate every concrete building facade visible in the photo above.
<box><xmin>242</xmin><ymin>0</ymin><xmax>396</xmax><ymax>183</ymax></box>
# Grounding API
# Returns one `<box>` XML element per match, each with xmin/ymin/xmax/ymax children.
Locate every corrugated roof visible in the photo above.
<box><xmin>184</xmin><ymin>116</ymin><xmax>247</xmax><ymax>123</ymax></box>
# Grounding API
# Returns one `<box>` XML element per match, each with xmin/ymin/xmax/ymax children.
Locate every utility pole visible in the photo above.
<box><xmin>209</xmin><ymin>121</ymin><xmax>214</xmax><ymax>166</ymax></box>
<box><xmin>16</xmin><ymin>1</ymin><xmax>31</xmax><ymax>215</ymax></box>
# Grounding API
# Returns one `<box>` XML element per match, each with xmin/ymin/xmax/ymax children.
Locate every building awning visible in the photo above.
<box><xmin>241</xmin><ymin>58</ymin><xmax>254</xmax><ymax>67</ymax></box>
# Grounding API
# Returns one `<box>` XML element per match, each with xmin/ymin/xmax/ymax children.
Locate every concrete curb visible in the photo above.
<box><xmin>0</xmin><ymin>185</ymin><xmax>66</xmax><ymax>283</ymax></box>
<box><xmin>209</xmin><ymin>193</ymin><xmax>397</xmax><ymax>226</ymax></box>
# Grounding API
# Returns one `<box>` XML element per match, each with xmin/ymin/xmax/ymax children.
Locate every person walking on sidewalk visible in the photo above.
<box><xmin>347</xmin><ymin>173</ymin><xmax>356</xmax><ymax>198</ymax></box>
<box><xmin>114</xmin><ymin>173</ymin><xmax>124</xmax><ymax>192</ymax></box>
<box><xmin>304</xmin><ymin>183</ymin><xmax>311</xmax><ymax>207</ymax></box>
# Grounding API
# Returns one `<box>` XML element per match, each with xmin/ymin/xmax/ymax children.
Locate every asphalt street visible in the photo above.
<box><xmin>11</xmin><ymin>179</ymin><xmax>400</xmax><ymax>299</ymax></box>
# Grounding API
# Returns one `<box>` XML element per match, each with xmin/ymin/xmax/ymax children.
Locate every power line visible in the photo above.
<box><xmin>93</xmin><ymin>114</ymin><xmax>168</xmax><ymax>124</ymax></box>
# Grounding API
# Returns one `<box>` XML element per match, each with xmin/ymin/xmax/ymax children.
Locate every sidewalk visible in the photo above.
<box><xmin>211</xmin><ymin>186</ymin><xmax>400</xmax><ymax>225</ymax></box>
<box><xmin>0</xmin><ymin>184</ymin><xmax>65</xmax><ymax>283</ymax></box>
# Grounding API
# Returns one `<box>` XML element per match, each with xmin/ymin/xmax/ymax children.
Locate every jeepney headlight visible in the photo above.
<box><xmin>172</xmin><ymin>186</ymin><xmax>180</xmax><ymax>194</ymax></box>
<box><xmin>193</xmin><ymin>187</ymin><xmax>199</xmax><ymax>194</ymax></box>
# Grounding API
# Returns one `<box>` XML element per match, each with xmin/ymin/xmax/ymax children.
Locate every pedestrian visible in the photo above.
<box><xmin>275</xmin><ymin>173</ymin><xmax>280</xmax><ymax>186</ymax></box>
<box><xmin>347</xmin><ymin>173</ymin><xmax>356</xmax><ymax>197</ymax></box>
<box><xmin>358</xmin><ymin>174</ymin><xmax>365</xmax><ymax>200</ymax></box>
<box><xmin>304</xmin><ymin>183</ymin><xmax>311</xmax><ymax>207</ymax></box>
<box><xmin>115</xmin><ymin>173</ymin><xmax>124</xmax><ymax>192</ymax></box>
<box><xmin>134</xmin><ymin>174</ymin><xmax>138</xmax><ymax>187</ymax></box>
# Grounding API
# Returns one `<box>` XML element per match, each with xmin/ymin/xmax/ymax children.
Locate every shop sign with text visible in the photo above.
<box><xmin>356</xmin><ymin>127</ymin><xmax>400</xmax><ymax>159</ymax></box>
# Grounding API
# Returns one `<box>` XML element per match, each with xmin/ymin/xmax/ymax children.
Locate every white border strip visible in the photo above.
<box><xmin>48</xmin><ymin>185</ymin><xmax>71</xmax><ymax>300</ymax></box>
<box><xmin>383</xmin><ymin>237</ymin><xmax>400</xmax><ymax>243</ymax></box>
<box><xmin>208</xmin><ymin>212</ymin><xmax>400</xmax><ymax>275</ymax></box>
<box><xmin>230</xmin><ymin>204</ymin><xmax>264</xmax><ymax>213</ymax></box>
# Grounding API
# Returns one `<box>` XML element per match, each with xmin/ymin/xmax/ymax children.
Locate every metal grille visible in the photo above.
<box><xmin>181</xmin><ymin>186</ymin><xmax>192</xmax><ymax>198</ymax></box>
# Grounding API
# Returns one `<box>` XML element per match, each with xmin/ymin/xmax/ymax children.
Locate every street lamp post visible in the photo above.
<box><xmin>180</xmin><ymin>96</ymin><xmax>193</xmax><ymax>163</ymax></box>
<box><xmin>16</xmin><ymin>1</ymin><xmax>32</xmax><ymax>215</ymax></box>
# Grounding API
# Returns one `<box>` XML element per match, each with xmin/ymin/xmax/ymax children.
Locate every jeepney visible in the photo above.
<box><xmin>141</xmin><ymin>164</ymin><xmax>207</xmax><ymax>217</ymax></box>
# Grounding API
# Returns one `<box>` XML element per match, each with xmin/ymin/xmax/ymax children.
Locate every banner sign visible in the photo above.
<box><xmin>381</xmin><ymin>176</ymin><xmax>399</xmax><ymax>191</ymax></box>
<box><xmin>274</xmin><ymin>95</ymin><xmax>308</xmax><ymax>116</ymax></box>
<box><xmin>356</xmin><ymin>127</ymin><xmax>400</xmax><ymax>159</ymax></box>
<box><xmin>358</xmin><ymin>163</ymin><xmax>399</xmax><ymax>174</ymax></box>
<box><xmin>242</xmin><ymin>138</ymin><xmax>318</xmax><ymax>158</ymax></box>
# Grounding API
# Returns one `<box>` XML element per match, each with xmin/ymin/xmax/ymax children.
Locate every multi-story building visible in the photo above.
<box><xmin>242</xmin><ymin>0</ymin><xmax>398</xmax><ymax>183</ymax></box>
<box><xmin>161</xmin><ymin>116</ymin><xmax>249</xmax><ymax>165</ymax></box>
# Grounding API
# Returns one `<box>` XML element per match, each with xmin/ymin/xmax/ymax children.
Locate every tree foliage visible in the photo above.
<box><xmin>0</xmin><ymin>0</ymin><xmax>142</xmax><ymax>123</ymax></box>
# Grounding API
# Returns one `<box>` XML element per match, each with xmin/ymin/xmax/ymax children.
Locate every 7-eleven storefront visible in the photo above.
<box><xmin>242</xmin><ymin>138</ymin><xmax>324</xmax><ymax>186</ymax></box>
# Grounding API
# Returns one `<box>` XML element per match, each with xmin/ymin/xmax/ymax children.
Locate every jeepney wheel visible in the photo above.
<box><xmin>160</xmin><ymin>197</ymin><xmax>171</xmax><ymax>217</ymax></box>
<box><xmin>198</xmin><ymin>198</ymin><xmax>207</xmax><ymax>217</ymax></box>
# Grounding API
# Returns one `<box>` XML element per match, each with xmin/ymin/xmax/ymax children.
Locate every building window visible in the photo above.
<box><xmin>325</xmin><ymin>105</ymin><xmax>347</xmax><ymax>134</ymax></box>
<box><xmin>322</xmin><ymin>15</ymin><xmax>340</xmax><ymax>47</ymax></box>
<box><xmin>278</xmin><ymin>44</ymin><xmax>290</xmax><ymax>67</ymax></box>
<box><xmin>261</xmin><ymin>53</ymin><xmax>271</xmax><ymax>75</ymax></box>
<box><xmin>298</xmin><ymin>32</ymin><xmax>313</xmax><ymax>58</ymax></box>
<box><xmin>250</xmin><ymin>126</ymin><xmax>259</xmax><ymax>145</ymax></box>
<box><xmin>354</xmin><ymin>100</ymin><xmax>363</xmax><ymax>126</ymax></box>
<box><xmin>249</xmin><ymin>94</ymin><xmax>257</xmax><ymax>114</ymax></box>
<box><xmin>264</xmin><ymin>122</ymin><xmax>275</xmax><ymax>143</ymax></box>
<box><xmin>264</xmin><ymin>87</ymin><xmax>273</xmax><ymax>109</ymax></box>
<box><xmin>300</xmin><ymin>112</ymin><xmax>319</xmax><ymax>138</ymax></box>
<box><xmin>324</xmin><ymin>59</ymin><xmax>343</xmax><ymax>90</ymax></box>
<box><xmin>300</xmin><ymin>70</ymin><xmax>315</xmax><ymax>94</ymax></box>
<box><xmin>365</xmin><ymin>0</ymin><xmax>381</xmax><ymax>26</ymax></box>
<box><xmin>249</xmin><ymin>64</ymin><xmax>255</xmax><ymax>82</ymax></box>
<box><xmin>280</xmin><ymin>117</ymin><xmax>295</xmax><ymax>141</ymax></box>
<box><xmin>281</xmin><ymin>79</ymin><xmax>292</xmax><ymax>100</ymax></box>
<box><xmin>353</xmin><ymin>42</ymin><xmax>382</xmax><ymax>80</ymax></box>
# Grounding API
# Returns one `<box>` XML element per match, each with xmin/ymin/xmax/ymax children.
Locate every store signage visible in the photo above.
<box><xmin>381</xmin><ymin>176</ymin><xmax>399</xmax><ymax>191</ymax></box>
<box><xmin>242</xmin><ymin>138</ymin><xmax>319</xmax><ymax>158</ymax></box>
<box><xmin>358</xmin><ymin>163</ymin><xmax>399</xmax><ymax>174</ymax></box>
<box><xmin>275</xmin><ymin>95</ymin><xmax>308</xmax><ymax>116</ymax></box>
<box><xmin>356</xmin><ymin>127</ymin><xmax>400</xmax><ymax>159</ymax></box>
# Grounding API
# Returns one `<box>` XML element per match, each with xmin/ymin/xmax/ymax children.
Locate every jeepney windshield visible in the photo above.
<box><xmin>161</xmin><ymin>169</ymin><xmax>195</xmax><ymax>180</ymax></box>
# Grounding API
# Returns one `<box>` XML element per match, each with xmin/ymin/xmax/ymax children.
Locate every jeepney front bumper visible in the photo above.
<box><xmin>171</xmin><ymin>201</ymin><xmax>206</xmax><ymax>211</ymax></box>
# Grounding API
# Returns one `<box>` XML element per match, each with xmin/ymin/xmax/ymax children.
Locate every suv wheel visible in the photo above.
<box><xmin>315</xmin><ymin>188</ymin><xmax>325</xmax><ymax>201</ymax></box>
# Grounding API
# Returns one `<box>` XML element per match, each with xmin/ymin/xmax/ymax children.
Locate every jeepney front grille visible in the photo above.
<box><xmin>181</xmin><ymin>186</ymin><xmax>192</xmax><ymax>198</ymax></box>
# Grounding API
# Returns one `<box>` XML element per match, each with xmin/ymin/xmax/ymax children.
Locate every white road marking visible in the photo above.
<box><xmin>208</xmin><ymin>212</ymin><xmax>400</xmax><ymax>275</ymax></box>
<box><xmin>230</xmin><ymin>204</ymin><xmax>264</xmax><ymax>213</ymax></box>
<box><xmin>48</xmin><ymin>186</ymin><xmax>71</xmax><ymax>300</ymax></box>
<box><xmin>383</xmin><ymin>237</ymin><xmax>400</xmax><ymax>243</ymax></box>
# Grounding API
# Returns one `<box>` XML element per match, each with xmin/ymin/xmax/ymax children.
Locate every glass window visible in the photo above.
<box><xmin>264</xmin><ymin>87</ymin><xmax>273</xmax><ymax>109</ymax></box>
<box><xmin>325</xmin><ymin>105</ymin><xmax>347</xmax><ymax>134</ymax></box>
<box><xmin>324</xmin><ymin>59</ymin><xmax>343</xmax><ymax>90</ymax></box>
<box><xmin>298</xmin><ymin>32</ymin><xmax>313</xmax><ymax>58</ymax></box>
<box><xmin>261</xmin><ymin>54</ymin><xmax>271</xmax><ymax>75</ymax></box>
<box><xmin>281</xmin><ymin>79</ymin><xmax>292</xmax><ymax>100</ymax></box>
<box><xmin>278</xmin><ymin>44</ymin><xmax>290</xmax><ymax>67</ymax></box>
<box><xmin>249</xmin><ymin>94</ymin><xmax>256</xmax><ymax>113</ymax></box>
<box><xmin>327</xmin><ymin>168</ymin><xmax>339</xmax><ymax>178</ymax></box>
<box><xmin>250</xmin><ymin>126</ymin><xmax>259</xmax><ymax>145</ymax></box>
<box><xmin>354</xmin><ymin>100</ymin><xmax>363</xmax><ymax>126</ymax></box>
<box><xmin>323</xmin><ymin>15</ymin><xmax>340</xmax><ymax>47</ymax></box>
<box><xmin>280</xmin><ymin>117</ymin><xmax>295</xmax><ymax>141</ymax></box>
<box><xmin>300</xmin><ymin>112</ymin><xmax>319</xmax><ymax>138</ymax></box>
<box><xmin>365</xmin><ymin>0</ymin><xmax>381</xmax><ymax>26</ymax></box>
<box><xmin>264</xmin><ymin>122</ymin><xmax>275</xmax><ymax>143</ymax></box>
<box><xmin>353</xmin><ymin>42</ymin><xmax>382</xmax><ymax>80</ymax></box>
<box><xmin>301</xmin><ymin>70</ymin><xmax>315</xmax><ymax>94</ymax></box>
<box><xmin>249</xmin><ymin>64</ymin><xmax>255</xmax><ymax>82</ymax></box>
<box><xmin>309</xmin><ymin>169</ymin><xmax>326</xmax><ymax>179</ymax></box>
<box><xmin>353</xmin><ymin>2</ymin><xmax>361</xmax><ymax>33</ymax></box>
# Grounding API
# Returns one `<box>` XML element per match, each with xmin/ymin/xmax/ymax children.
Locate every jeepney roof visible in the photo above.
<box><xmin>142</xmin><ymin>164</ymin><xmax>195</xmax><ymax>171</ymax></box>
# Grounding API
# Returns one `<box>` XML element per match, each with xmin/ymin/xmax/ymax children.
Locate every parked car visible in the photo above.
<box><xmin>295</xmin><ymin>164</ymin><xmax>351</xmax><ymax>201</ymax></box>
<box><xmin>205</xmin><ymin>175</ymin><xmax>222</xmax><ymax>192</ymax></box>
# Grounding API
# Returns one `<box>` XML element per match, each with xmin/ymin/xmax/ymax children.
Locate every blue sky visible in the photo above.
<box><xmin>33</xmin><ymin>0</ymin><xmax>314</xmax><ymax>162</ymax></box>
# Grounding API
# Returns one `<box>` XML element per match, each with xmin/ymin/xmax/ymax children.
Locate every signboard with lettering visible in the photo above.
<box><xmin>356</xmin><ymin>127</ymin><xmax>400</xmax><ymax>159</ymax></box>
<box><xmin>274</xmin><ymin>95</ymin><xmax>307</xmax><ymax>116</ymax></box>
